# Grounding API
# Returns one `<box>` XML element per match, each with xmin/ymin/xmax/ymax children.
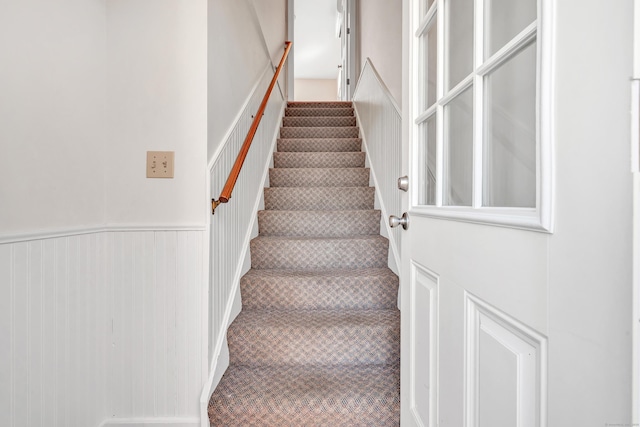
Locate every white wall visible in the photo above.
<box><xmin>251</xmin><ymin>0</ymin><xmax>288</xmax><ymax>101</ymax></box>
<box><xmin>357</xmin><ymin>0</ymin><xmax>402</xmax><ymax>105</ymax></box>
<box><xmin>208</xmin><ymin>0</ymin><xmax>272</xmax><ymax>161</ymax></box>
<box><xmin>0</xmin><ymin>1</ymin><xmax>210</xmax><ymax>425</ymax></box>
<box><xmin>294</xmin><ymin>79</ymin><xmax>339</xmax><ymax>101</ymax></box>
<box><xmin>106</xmin><ymin>0</ymin><xmax>208</xmax><ymax>227</ymax></box>
<box><xmin>0</xmin><ymin>0</ymin><xmax>107</xmax><ymax>235</ymax></box>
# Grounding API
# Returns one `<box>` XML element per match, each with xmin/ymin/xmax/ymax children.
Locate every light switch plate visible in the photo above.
<box><xmin>146</xmin><ymin>151</ymin><xmax>174</xmax><ymax>178</ymax></box>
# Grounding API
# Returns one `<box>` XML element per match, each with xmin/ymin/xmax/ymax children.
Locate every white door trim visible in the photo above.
<box><xmin>633</xmin><ymin>1</ymin><xmax>640</xmax><ymax>422</ymax></box>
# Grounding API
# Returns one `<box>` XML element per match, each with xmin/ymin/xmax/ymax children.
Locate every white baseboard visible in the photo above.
<box><xmin>99</xmin><ymin>417</ymin><xmax>199</xmax><ymax>427</ymax></box>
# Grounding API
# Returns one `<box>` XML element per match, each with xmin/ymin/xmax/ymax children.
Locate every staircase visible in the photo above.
<box><xmin>208</xmin><ymin>101</ymin><xmax>400</xmax><ymax>426</ymax></box>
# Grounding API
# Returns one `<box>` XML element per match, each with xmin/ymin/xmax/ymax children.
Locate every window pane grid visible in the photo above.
<box><xmin>414</xmin><ymin>0</ymin><xmax>540</xmax><ymax>217</ymax></box>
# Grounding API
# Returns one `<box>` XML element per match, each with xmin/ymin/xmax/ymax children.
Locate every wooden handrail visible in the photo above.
<box><xmin>212</xmin><ymin>41</ymin><xmax>292</xmax><ymax>214</ymax></box>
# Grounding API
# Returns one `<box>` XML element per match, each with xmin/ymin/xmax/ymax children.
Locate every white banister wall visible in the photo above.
<box><xmin>203</xmin><ymin>63</ymin><xmax>285</xmax><ymax>417</ymax></box>
<box><xmin>353</xmin><ymin>59</ymin><xmax>403</xmax><ymax>270</ymax></box>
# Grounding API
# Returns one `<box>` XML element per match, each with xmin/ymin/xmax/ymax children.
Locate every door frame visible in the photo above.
<box><xmin>633</xmin><ymin>1</ymin><xmax>640</xmax><ymax>423</ymax></box>
<box><xmin>339</xmin><ymin>0</ymin><xmax>358</xmax><ymax>101</ymax></box>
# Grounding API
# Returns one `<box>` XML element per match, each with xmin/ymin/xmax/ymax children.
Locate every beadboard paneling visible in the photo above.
<box><xmin>0</xmin><ymin>235</ymin><xmax>108</xmax><ymax>427</ymax></box>
<box><xmin>107</xmin><ymin>231</ymin><xmax>207</xmax><ymax>420</ymax></box>
<box><xmin>353</xmin><ymin>59</ymin><xmax>403</xmax><ymax>267</ymax></box>
<box><xmin>0</xmin><ymin>230</ymin><xmax>207</xmax><ymax>427</ymax></box>
<box><xmin>209</xmin><ymin>63</ymin><xmax>285</xmax><ymax>369</ymax></box>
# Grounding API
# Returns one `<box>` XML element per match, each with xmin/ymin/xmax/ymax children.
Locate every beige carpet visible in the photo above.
<box><xmin>208</xmin><ymin>101</ymin><xmax>400</xmax><ymax>426</ymax></box>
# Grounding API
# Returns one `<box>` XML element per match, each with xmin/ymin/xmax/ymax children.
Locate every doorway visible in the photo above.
<box><xmin>288</xmin><ymin>0</ymin><xmax>355</xmax><ymax>101</ymax></box>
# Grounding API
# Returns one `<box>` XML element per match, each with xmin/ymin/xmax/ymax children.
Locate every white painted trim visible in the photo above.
<box><xmin>464</xmin><ymin>292</ymin><xmax>548</xmax><ymax>427</ymax></box>
<box><xmin>0</xmin><ymin>224</ymin><xmax>208</xmax><ymax>245</ymax></box>
<box><xmin>634</xmin><ymin>173</ymin><xmax>640</xmax><ymax>425</ymax></box>
<box><xmin>408</xmin><ymin>261</ymin><xmax>439</xmax><ymax>427</ymax></box>
<box><xmin>475</xmin><ymin>22</ymin><xmax>538</xmax><ymax>77</ymax></box>
<box><xmin>353</xmin><ymin>107</ymin><xmax>402</xmax><ymax>273</ymax></box>
<box><xmin>414</xmin><ymin>104</ymin><xmax>438</xmax><ymax>126</ymax></box>
<box><xmin>409</xmin><ymin>205</ymin><xmax>549</xmax><ymax>232</ymax></box>
<box><xmin>353</xmin><ymin>58</ymin><xmax>402</xmax><ymax>116</ymax></box>
<box><xmin>631</xmin><ymin>4</ymin><xmax>639</xmax><ymax>420</ymax></box>
<box><xmin>99</xmin><ymin>418</ymin><xmax>199</xmax><ymax>427</ymax></box>
<box><xmin>208</xmin><ymin>63</ymin><xmax>272</xmax><ymax>172</ymax></box>
<box><xmin>415</xmin><ymin>3</ymin><xmax>437</xmax><ymax>38</ymax></box>
<box><xmin>287</xmin><ymin>0</ymin><xmax>294</xmax><ymax>100</ymax></box>
<box><xmin>199</xmin><ymin>102</ymin><xmax>285</xmax><ymax>427</ymax></box>
<box><xmin>632</xmin><ymin>81</ymin><xmax>640</xmax><ymax>173</ymax></box>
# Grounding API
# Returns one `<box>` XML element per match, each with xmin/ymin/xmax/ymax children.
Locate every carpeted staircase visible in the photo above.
<box><xmin>208</xmin><ymin>101</ymin><xmax>400</xmax><ymax>426</ymax></box>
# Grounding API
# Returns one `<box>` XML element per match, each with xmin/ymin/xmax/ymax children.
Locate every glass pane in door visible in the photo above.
<box><xmin>419</xmin><ymin>115</ymin><xmax>438</xmax><ymax>205</ymax></box>
<box><xmin>447</xmin><ymin>0</ymin><xmax>474</xmax><ymax>90</ymax></box>
<box><xmin>485</xmin><ymin>0</ymin><xmax>536</xmax><ymax>58</ymax></box>
<box><xmin>483</xmin><ymin>42</ymin><xmax>536</xmax><ymax>208</ymax></box>
<box><xmin>421</xmin><ymin>21</ymin><xmax>438</xmax><ymax>110</ymax></box>
<box><xmin>444</xmin><ymin>87</ymin><xmax>473</xmax><ymax>206</ymax></box>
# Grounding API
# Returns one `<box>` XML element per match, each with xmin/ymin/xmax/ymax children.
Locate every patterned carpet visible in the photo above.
<box><xmin>208</xmin><ymin>101</ymin><xmax>400</xmax><ymax>426</ymax></box>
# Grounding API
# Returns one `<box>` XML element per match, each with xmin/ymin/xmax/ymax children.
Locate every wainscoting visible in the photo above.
<box><xmin>0</xmin><ymin>229</ymin><xmax>208</xmax><ymax>427</ymax></box>
<box><xmin>353</xmin><ymin>58</ymin><xmax>403</xmax><ymax>268</ymax></box>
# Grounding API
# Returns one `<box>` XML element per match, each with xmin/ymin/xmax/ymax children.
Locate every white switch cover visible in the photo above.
<box><xmin>146</xmin><ymin>151</ymin><xmax>174</xmax><ymax>178</ymax></box>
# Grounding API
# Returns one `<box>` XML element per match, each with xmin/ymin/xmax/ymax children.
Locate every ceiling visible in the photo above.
<box><xmin>294</xmin><ymin>0</ymin><xmax>342</xmax><ymax>79</ymax></box>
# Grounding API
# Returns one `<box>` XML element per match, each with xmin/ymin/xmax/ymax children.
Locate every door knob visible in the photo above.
<box><xmin>389</xmin><ymin>212</ymin><xmax>409</xmax><ymax>230</ymax></box>
<box><xmin>397</xmin><ymin>176</ymin><xmax>409</xmax><ymax>192</ymax></box>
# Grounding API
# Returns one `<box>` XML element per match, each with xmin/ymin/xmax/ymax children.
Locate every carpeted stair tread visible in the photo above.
<box><xmin>287</xmin><ymin>101</ymin><xmax>353</xmax><ymax>108</ymax></box>
<box><xmin>283</xmin><ymin>116</ymin><xmax>357</xmax><ymax>128</ymax></box>
<box><xmin>273</xmin><ymin>152</ymin><xmax>365</xmax><ymax>168</ymax></box>
<box><xmin>264</xmin><ymin>186</ymin><xmax>375</xmax><ymax>210</ymax></box>
<box><xmin>209</xmin><ymin>100</ymin><xmax>400</xmax><ymax>426</ymax></box>
<box><xmin>285</xmin><ymin>107</ymin><xmax>354</xmax><ymax>117</ymax></box>
<box><xmin>280</xmin><ymin>126</ymin><xmax>359</xmax><ymax>139</ymax></box>
<box><xmin>278</xmin><ymin>137</ymin><xmax>362</xmax><ymax>152</ymax></box>
<box><xmin>208</xmin><ymin>364</ymin><xmax>400</xmax><ymax>426</ymax></box>
<box><xmin>269</xmin><ymin>167</ymin><xmax>370</xmax><ymax>187</ymax></box>
<box><xmin>258</xmin><ymin>209</ymin><xmax>380</xmax><ymax>237</ymax></box>
<box><xmin>228</xmin><ymin>308</ymin><xmax>400</xmax><ymax>367</ymax></box>
<box><xmin>250</xmin><ymin>235</ymin><xmax>389</xmax><ymax>270</ymax></box>
<box><xmin>241</xmin><ymin>267</ymin><xmax>398</xmax><ymax>310</ymax></box>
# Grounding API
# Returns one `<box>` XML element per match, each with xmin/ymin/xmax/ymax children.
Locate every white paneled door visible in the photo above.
<box><xmin>400</xmin><ymin>0</ymin><xmax>549</xmax><ymax>426</ymax></box>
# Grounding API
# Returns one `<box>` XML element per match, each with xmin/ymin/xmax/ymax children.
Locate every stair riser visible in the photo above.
<box><xmin>280</xmin><ymin>127</ymin><xmax>359</xmax><ymax>139</ymax></box>
<box><xmin>264</xmin><ymin>187</ymin><xmax>375</xmax><ymax>210</ymax></box>
<box><xmin>258</xmin><ymin>210</ymin><xmax>380</xmax><ymax>237</ymax></box>
<box><xmin>269</xmin><ymin>168</ymin><xmax>370</xmax><ymax>187</ymax></box>
<box><xmin>273</xmin><ymin>152</ymin><xmax>365</xmax><ymax>168</ymax></box>
<box><xmin>250</xmin><ymin>237</ymin><xmax>389</xmax><ymax>270</ymax></box>
<box><xmin>287</xmin><ymin>101</ymin><xmax>353</xmax><ymax>108</ymax></box>
<box><xmin>228</xmin><ymin>312</ymin><xmax>400</xmax><ymax>366</ymax></box>
<box><xmin>277</xmin><ymin>138</ymin><xmax>362</xmax><ymax>152</ymax></box>
<box><xmin>283</xmin><ymin>116</ymin><xmax>357</xmax><ymax>127</ymax></box>
<box><xmin>241</xmin><ymin>272</ymin><xmax>398</xmax><ymax>310</ymax></box>
<box><xmin>285</xmin><ymin>107</ymin><xmax>354</xmax><ymax>117</ymax></box>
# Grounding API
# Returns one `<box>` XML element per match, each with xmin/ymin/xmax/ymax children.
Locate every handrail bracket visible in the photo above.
<box><xmin>212</xmin><ymin>199</ymin><xmax>222</xmax><ymax>215</ymax></box>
